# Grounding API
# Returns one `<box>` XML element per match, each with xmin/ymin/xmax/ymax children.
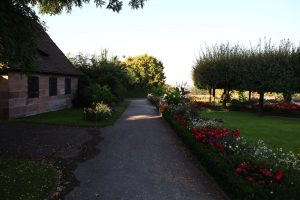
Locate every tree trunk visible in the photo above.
<box><xmin>212</xmin><ymin>88</ymin><xmax>216</xmax><ymax>102</ymax></box>
<box><xmin>248</xmin><ymin>91</ymin><xmax>252</xmax><ymax>100</ymax></box>
<box><xmin>209</xmin><ymin>89</ymin><xmax>212</xmax><ymax>103</ymax></box>
<box><xmin>283</xmin><ymin>92</ymin><xmax>292</xmax><ymax>102</ymax></box>
<box><xmin>259</xmin><ymin>92</ymin><xmax>264</xmax><ymax>111</ymax></box>
<box><xmin>222</xmin><ymin>89</ymin><xmax>227</xmax><ymax>107</ymax></box>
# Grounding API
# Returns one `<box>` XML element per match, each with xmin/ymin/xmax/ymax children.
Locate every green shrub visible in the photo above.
<box><xmin>230</xmin><ymin>99</ymin><xmax>244</xmax><ymax>111</ymax></box>
<box><xmin>91</xmin><ymin>84</ymin><xmax>116</xmax><ymax>104</ymax></box>
<box><xmin>165</xmin><ymin>86</ymin><xmax>189</xmax><ymax>105</ymax></box>
<box><xmin>73</xmin><ymin>75</ymin><xmax>93</xmax><ymax>107</ymax></box>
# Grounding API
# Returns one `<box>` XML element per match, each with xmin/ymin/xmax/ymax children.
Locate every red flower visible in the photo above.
<box><xmin>257</xmin><ymin>180</ymin><xmax>266</xmax><ymax>185</ymax></box>
<box><xmin>274</xmin><ymin>170</ymin><xmax>283</xmax><ymax>181</ymax></box>
<box><xmin>247</xmin><ymin>176</ymin><xmax>253</xmax><ymax>182</ymax></box>
<box><xmin>262</xmin><ymin>170</ymin><xmax>273</xmax><ymax>177</ymax></box>
<box><xmin>259</xmin><ymin>165</ymin><xmax>268</xmax><ymax>169</ymax></box>
<box><xmin>235</xmin><ymin>167</ymin><xmax>243</xmax><ymax>174</ymax></box>
<box><xmin>175</xmin><ymin>115</ymin><xmax>182</xmax><ymax>121</ymax></box>
<box><xmin>215</xmin><ymin>143</ymin><xmax>224</xmax><ymax>152</ymax></box>
<box><xmin>239</xmin><ymin>162</ymin><xmax>248</xmax><ymax>169</ymax></box>
<box><xmin>235</xmin><ymin>129</ymin><xmax>241</xmax><ymax>138</ymax></box>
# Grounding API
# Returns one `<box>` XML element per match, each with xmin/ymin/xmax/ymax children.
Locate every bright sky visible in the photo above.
<box><xmin>38</xmin><ymin>0</ymin><xmax>300</xmax><ymax>86</ymax></box>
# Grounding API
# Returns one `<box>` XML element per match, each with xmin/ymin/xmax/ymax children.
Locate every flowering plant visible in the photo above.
<box><xmin>161</xmin><ymin>99</ymin><xmax>300</xmax><ymax>199</ymax></box>
<box><xmin>272</xmin><ymin>102</ymin><xmax>300</xmax><ymax>111</ymax></box>
<box><xmin>84</xmin><ymin>102</ymin><xmax>112</xmax><ymax>121</ymax></box>
<box><xmin>235</xmin><ymin>162</ymin><xmax>284</xmax><ymax>185</ymax></box>
<box><xmin>192</xmin><ymin>126</ymin><xmax>240</xmax><ymax>152</ymax></box>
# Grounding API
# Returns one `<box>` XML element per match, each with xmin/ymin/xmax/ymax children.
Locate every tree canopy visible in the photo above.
<box><xmin>192</xmin><ymin>39</ymin><xmax>300</xmax><ymax>106</ymax></box>
<box><xmin>0</xmin><ymin>0</ymin><xmax>147</xmax><ymax>71</ymax></box>
<box><xmin>124</xmin><ymin>54</ymin><xmax>166</xmax><ymax>88</ymax></box>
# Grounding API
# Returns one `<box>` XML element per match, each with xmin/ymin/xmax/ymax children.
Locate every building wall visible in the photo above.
<box><xmin>8</xmin><ymin>72</ymin><xmax>78</xmax><ymax>119</ymax></box>
<box><xmin>0</xmin><ymin>75</ymin><xmax>9</xmax><ymax>119</ymax></box>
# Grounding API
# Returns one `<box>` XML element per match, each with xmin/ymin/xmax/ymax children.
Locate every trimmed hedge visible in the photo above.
<box><xmin>163</xmin><ymin>112</ymin><xmax>298</xmax><ymax>200</ymax></box>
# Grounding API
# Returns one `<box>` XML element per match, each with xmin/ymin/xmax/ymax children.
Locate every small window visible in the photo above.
<box><xmin>65</xmin><ymin>78</ymin><xmax>71</xmax><ymax>94</ymax></box>
<box><xmin>28</xmin><ymin>76</ymin><xmax>39</xmax><ymax>98</ymax></box>
<box><xmin>49</xmin><ymin>77</ymin><xmax>57</xmax><ymax>96</ymax></box>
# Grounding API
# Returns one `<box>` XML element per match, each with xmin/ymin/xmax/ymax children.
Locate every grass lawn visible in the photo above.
<box><xmin>201</xmin><ymin>111</ymin><xmax>300</xmax><ymax>153</ymax></box>
<box><xmin>0</xmin><ymin>158</ymin><xmax>57</xmax><ymax>200</ymax></box>
<box><xmin>15</xmin><ymin>101</ymin><xmax>130</xmax><ymax>128</ymax></box>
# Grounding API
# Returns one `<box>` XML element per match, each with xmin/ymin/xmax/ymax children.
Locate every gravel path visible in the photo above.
<box><xmin>66</xmin><ymin>99</ymin><xmax>228</xmax><ymax>200</ymax></box>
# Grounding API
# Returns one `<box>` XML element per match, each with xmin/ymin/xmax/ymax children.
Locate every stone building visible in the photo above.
<box><xmin>0</xmin><ymin>33</ymin><xmax>82</xmax><ymax>119</ymax></box>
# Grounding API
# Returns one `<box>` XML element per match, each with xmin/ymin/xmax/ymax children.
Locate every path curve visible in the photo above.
<box><xmin>66</xmin><ymin>99</ymin><xmax>228</xmax><ymax>200</ymax></box>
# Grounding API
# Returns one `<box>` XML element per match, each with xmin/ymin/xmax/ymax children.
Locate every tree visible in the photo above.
<box><xmin>192</xmin><ymin>39</ymin><xmax>300</xmax><ymax>109</ymax></box>
<box><xmin>124</xmin><ymin>54</ymin><xmax>166</xmax><ymax>89</ymax></box>
<box><xmin>69</xmin><ymin>50</ymin><xmax>130</xmax><ymax>102</ymax></box>
<box><xmin>0</xmin><ymin>0</ymin><xmax>147</xmax><ymax>71</ymax></box>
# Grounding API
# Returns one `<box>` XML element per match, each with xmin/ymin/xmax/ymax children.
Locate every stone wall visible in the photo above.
<box><xmin>0</xmin><ymin>75</ymin><xmax>9</xmax><ymax>119</ymax></box>
<box><xmin>7</xmin><ymin>72</ymin><xmax>78</xmax><ymax>119</ymax></box>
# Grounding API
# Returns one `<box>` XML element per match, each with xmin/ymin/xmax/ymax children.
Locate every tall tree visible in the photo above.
<box><xmin>124</xmin><ymin>54</ymin><xmax>166</xmax><ymax>88</ymax></box>
<box><xmin>0</xmin><ymin>0</ymin><xmax>147</xmax><ymax>71</ymax></box>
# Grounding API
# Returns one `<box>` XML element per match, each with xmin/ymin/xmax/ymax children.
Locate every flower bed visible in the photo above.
<box><xmin>230</xmin><ymin>100</ymin><xmax>300</xmax><ymax>117</ymax></box>
<box><xmin>161</xmin><ymin>102</ymin><xmax>300</xmax><ymax>200</ymax></box>
<box><xmin>272</xmin><ymin>102</ymin><xmax>300</xmax><ymax>111</ymax></box>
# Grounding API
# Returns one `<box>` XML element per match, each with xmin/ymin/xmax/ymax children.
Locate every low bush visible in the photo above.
<box><xmin>189</xmin><ymin>101</ymin><xmax>226</xmax><ymax>111</ymax></box>
<box><xmin>84</xmin><ymin>102</ymin><xmax>112</xmax><ymax>121</ymax></box>
<box><xmin>91</xmin><ymin>84</ymin><xmax>116</xmax><ymax>104</ymax></box>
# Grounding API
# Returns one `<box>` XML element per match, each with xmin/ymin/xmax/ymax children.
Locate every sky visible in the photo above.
<box><xmin>38</xmin><ymin>0</ymin><xmax>300</xmax><ymax>86</ymax></box>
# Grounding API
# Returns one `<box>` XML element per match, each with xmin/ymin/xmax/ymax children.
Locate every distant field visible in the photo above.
<box><xmin>201</xmin><ymin>111</ymin><xmax>300</xmax><ymax>153</ymax></box>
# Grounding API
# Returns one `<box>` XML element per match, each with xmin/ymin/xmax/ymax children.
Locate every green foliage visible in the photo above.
<box><xmin>0</xmin><ymin>0</ymin><xmax>45</xmax><ymax>71</ymax></box>
<box><xmin>164</xmin><ymin>86</ymin><xmax>189</xmax><ymax>105</ymax></box>
<box><xmin>125</xmin><ymin>85</ymin><xmax>148</xmax><ymax>98</ymax></box>
<box><xmin>73</xmin><ymin>75</ymin><xmax>93</xmax><ymax>107</ymax></box>
<box><xmin>91</xmin><ymin>84</ymin><xmax>116</xmax><ymax>104</ymax></box>
<box><xmin>150</xmin><ymin>85</ymin><xmax>166</xmax><ymax>96</ymax></box>
<box><xmin>192</xmin><ymin>39</ymin><xmax>300</xmax><ymax>108</ymax></box>
<box><xmin>238</xmin><ymin>91</ymin><xmax>247</xmax><ymax>102</ymax></box>
<box><xmin>32</xmin><ymin>0</ymin><xmax>147</xmax><ymax>14</ymax></box>
<box><xmin>0</xmin><ymin>0</ymin><xmax>147</xmax><ymax>71</ymax></box>
<box><xmin>69</xmin><ymin>51</ymin><xmax>129</xmax><ymax>106</ymax></box>
<box><xmin>124</xmin><ymin>54</ymin><xmax>166</xmax><ymax>90</ymax></box>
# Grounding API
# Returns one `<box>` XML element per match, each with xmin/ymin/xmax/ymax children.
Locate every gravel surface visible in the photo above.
<box><xmin>66</xmin><ymin>99</ymin><xmax>228</xmax><ymax>200</ymax></box>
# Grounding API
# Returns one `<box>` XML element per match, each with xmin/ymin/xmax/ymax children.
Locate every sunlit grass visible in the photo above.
<box><xmin>201</xmin><ymin>111</ymin><xmax>300</xmax><ymax>153</ymax></box>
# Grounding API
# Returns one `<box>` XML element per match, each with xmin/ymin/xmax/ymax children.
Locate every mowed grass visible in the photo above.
<box><xmin>16</xmin><ymin>101</ymin><xmax>130</xmax><ymax>128</ymax></box>
<box><xmin>201</xmin><ymin>111</ymin><xmax>300</xmax><ymax>153</ymax></box>
<box><xmin>0</xmin><ymin>158</ymin><xmax>57</xmax><ymax>200</ymax></box>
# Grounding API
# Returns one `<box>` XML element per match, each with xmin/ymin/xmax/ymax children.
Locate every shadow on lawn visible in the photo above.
<box><xmin>50</xmin><ymin>129</ymin><xmax>104</xmax><ymax>199</ymax></box>
<box><xmin>0</xmin><ymin>121</ymin><xmax>104</xmax><ymax>200</ymax></box>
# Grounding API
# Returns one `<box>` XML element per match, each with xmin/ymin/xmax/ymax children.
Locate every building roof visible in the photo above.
<box><xmin>8</xmin><ymin>32</ymin><xmax>83</xmax><ymax>76</ymax></box>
